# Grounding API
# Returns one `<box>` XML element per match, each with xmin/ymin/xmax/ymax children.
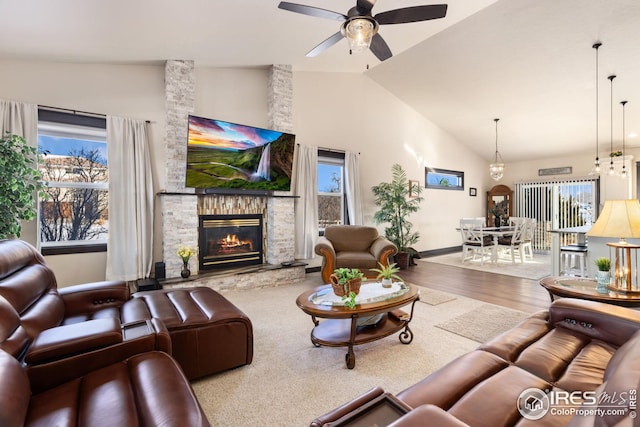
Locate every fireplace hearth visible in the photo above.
<box><xmin>198</xmin><ymin>214</ymin><xmax>264</xmax><ymax>271</ymax></box>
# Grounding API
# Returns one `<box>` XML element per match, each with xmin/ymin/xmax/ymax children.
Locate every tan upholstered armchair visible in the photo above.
<box><xmin>315</xmin><ymin>225</ymin><xmax>398</xmax><ymax>283</ymax></box>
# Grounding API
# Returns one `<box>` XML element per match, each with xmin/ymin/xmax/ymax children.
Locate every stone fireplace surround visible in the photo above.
<box><xmin>160</xmin><ymin>192</ymin><xmax>305</xmax><ymax>292</ymax></box>
<box><xmin>159</xmin><ymin>61</ymin><xmax>303</xmax><ymax>292</ymax></box>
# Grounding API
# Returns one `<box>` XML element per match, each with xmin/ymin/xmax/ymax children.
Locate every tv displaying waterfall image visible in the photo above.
<box><xmin>185</xmin><ymin>115</ymin><xmax>296</xmax><ymax>192</ymax></box>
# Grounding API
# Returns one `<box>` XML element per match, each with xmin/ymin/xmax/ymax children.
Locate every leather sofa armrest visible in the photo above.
<box><xmin>389</xmin><ymin>405</ymin><xmax>470</xmax><ymax>427</ymax></box>
<box><xmin>27</xmin><ymin>318</ymin><xmax>170</xmax><ymax>394</ymax></box>
<box><xmin>25</xmin><ymin>318</ymin><xmax>122</xmax><ymax>365</ymax></box>
<box><xmin>549</xmin><ymin>298</ymin><xmax>640</xmax><ymax>347</ymax></box>
<box><xmin>59</xmin><ymin>280</ymin><xmax>130</xmax><ymax>317</ymax></box>
<box><xmin>310</xmin><ymin>386</ymin><xmax>386</xmax><ymax>427</ymax></box>
<box><xmin>370</xmin><ymin>236</ymin><xmax>398</xmax><ymax>261</ymax></box>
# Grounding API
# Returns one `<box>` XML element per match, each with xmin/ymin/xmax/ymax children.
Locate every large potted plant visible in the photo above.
<box><xmin>0</xmin><ymin>133</ymin><xmax>45</xmax><ymax>239</ymax></box>
<box><xmin>372</xmin><ymin>164</ymin><xmax>423</xmax><ymax>269</ymax></box>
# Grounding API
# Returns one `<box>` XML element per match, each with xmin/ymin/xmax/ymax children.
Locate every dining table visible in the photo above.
<box><xmin>480</xmin><ymin>226</ymin><xmax>515</xmax><ymax>263</ymax></box>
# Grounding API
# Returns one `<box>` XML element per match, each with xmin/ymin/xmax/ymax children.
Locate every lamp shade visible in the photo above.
<box><xmin>586</xmin><ymin>199</ymin><xmax>640</xmax><ymax>238</ymax></box>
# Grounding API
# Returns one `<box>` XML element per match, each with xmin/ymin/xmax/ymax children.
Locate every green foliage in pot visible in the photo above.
<box><xmin>333</xmin><ymin>267</ymin><xmax>364</xmax><ymax>286</ymax></box>
<box><xmin>0</xmin><ymin>133</ymin><xmax>45</xmax><ymax>239</ymax></box>
<box><xmin>372</xmin><ymin>164</ymin><xmax>423</xmax><ymax>252</ymax></box>
<box><xmin>371</xmin><ymin>262</ymin><xmax>401</xmax><ymax>281</ymax></box>
<box><xmin>333</xmin><ymin>268</ymin><xmax>364</xmax><ymax>309</ymax></box>
<box><xmin>594</xmin><ymin>257</ymin><xmax>611</xmax><ymax>272</ymax></box>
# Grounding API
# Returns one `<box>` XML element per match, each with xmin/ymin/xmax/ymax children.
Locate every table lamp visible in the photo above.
<box><xmin>587</xmin><ymin>199</ymin><xmax>640</xmax><ymax>293</ymax></box>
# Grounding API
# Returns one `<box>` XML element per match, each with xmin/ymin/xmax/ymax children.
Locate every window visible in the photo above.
<box><xmin>37</xmin><ymin>109</ymin><xmax>108</xmax><ymax>254</ymax></box>
<box><xmin>318</xmin><ymin>150</ymin><xmax>346</xmax><ymax>233</ymax></box>
<box><xmin>425</xmin><ymin>168</ymin><xmax>464</xmax><ymax>190</ymax></box>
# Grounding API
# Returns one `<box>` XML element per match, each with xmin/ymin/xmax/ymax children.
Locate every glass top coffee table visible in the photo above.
<box><xmin>539</xmin><ymin>276</ymin><xmax>640</xmax><ymax>307</ymax></box>
<box><xmin>296</xmin><ymin>281</ymin><xmax>420</xmax><ymax>369</ymax></box>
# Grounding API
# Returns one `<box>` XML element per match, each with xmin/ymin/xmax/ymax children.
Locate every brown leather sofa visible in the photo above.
<box><xmin>0</xmin><ymin>239</ymin><xmax>253</xmax><ymax>380</ymax></box>
<box><xmin>311</xmin><ymin>298</ymin><xmax>640</xmax><ymax>426</ymax></box>
<box><xmin>0</xmin><ymin>238</ymin><xmax>254</xmax><ymax>426</ymax></box>
<box><xmin>315</xmin><ymin>225</ymin><xmax>398</xmax><ymax>283</ymax></box>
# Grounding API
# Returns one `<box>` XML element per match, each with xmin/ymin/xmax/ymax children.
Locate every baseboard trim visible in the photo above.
<box><xmin>420</xmin><ymin>246</ymin><xmax>461</xmax><ymax>258</ymax></box>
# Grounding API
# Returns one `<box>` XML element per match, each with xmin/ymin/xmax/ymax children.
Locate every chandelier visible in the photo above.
<box><xmin>489</xmin><ymin>118</ymin><xmax>504</xmax><ymax>181</ymax></box>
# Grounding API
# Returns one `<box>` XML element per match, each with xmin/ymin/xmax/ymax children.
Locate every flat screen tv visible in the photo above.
<box><xmin>185</xmin><ymin>115</ymin><xmax>296</xmax><ymax>193</ymax></box>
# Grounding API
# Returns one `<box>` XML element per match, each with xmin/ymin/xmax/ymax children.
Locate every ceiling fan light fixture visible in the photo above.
<box><xmin>343</xmin><ymin>18</ymin><xmax>377</xmax><ymax>53</ymax></box>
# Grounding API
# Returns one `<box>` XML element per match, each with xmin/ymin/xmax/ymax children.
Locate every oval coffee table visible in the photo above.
<box><xmin>296</xmin><ymin>281</ymin><xmax>420</xmax><ymax>369</ymax></box>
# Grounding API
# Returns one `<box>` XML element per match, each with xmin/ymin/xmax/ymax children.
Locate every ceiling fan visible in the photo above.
<box><xmin>278</xmin><ymin>0</ymin><xmax>448</xmax><ymax>61</ymax></box>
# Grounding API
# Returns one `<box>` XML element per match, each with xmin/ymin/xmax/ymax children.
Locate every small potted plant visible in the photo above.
<box><xmin>329</xmin><ymin>268</ymin><xmax>365</xmax><ymax>309</ymax></box>
<box><xmin>371</xmin><ymin>262</ymin><xmax>401</xmax><ymax>288</ymax></box>
<box><xmin>594</xmin><ymin>257</ymin><xmax>611</xmax><ymax>293</ymax></box>
<box><xmin>177</xmin><ymin>245</ymin><xmax>196</xmax><ymax>279</ymax></box>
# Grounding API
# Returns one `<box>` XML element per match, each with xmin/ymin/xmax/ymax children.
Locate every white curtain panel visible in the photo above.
<box><xmin>0</xmin><ymin>99</ymin><xmax>37</xmax><ymax>144</ymax></box>
<box><xmin>344</xmin><ymin>150</ymin><xmax>364</xmax><ymax>225</ymax></box>
<box><xmin>293</xmin><ymin>144</ymin><xmax>318</xmax><ymax>259</ymax></box>
<box><xmin>106</xmin><ymin>116</ymin><xmax>154</xmax><ymax>281</ymax></box>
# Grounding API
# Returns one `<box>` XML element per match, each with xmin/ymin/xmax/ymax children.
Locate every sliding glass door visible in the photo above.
<box><xmin>514</xmin><ymin>177</ymin><xmax>599</xmax><ymax>251</ymax></box>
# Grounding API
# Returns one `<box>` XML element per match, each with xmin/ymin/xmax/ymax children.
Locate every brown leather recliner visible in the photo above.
<box><xmin>315</xmin><ymin>225</ymin><xmax>398</xmax><ymax>283</ymax></box>
<box><xmin>0</xmin><ymin>238</ymin><xmax>253</xmax><ymax>380</ymax></box>
<box><xmin>0</xmin><ymin>347</ymin><xmax>210</xmax><ymax>427</ymax></box>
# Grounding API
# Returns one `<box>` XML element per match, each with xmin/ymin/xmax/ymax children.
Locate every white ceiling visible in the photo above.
<box><xmin>1</xmin><ymin>0</ymin><xmax>639</xmax><ymax>163</ymax></box>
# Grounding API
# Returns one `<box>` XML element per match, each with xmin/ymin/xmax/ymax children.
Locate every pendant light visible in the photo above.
<box><xmin>592</xmin><ymin>42</ymin><xmax>602</xmax><ymax>174</ymax></box>
<box><xmin>621</xmin><ymin>100</ymin><xmax>628</xmax><ymax>178</ymax></box>
<box><xmin>489</xmin><ymin>118</ymin><xmax>504</xmax><ymax>181</ymax></box>
<box><xmin>608</xmin><ymin>75</ymin><xmax>616</xmax><ymax>176</ymax></box>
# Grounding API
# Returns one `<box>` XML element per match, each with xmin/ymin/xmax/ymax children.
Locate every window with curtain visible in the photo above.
<box><xmin>37</xmin><ymin>108</ymin><xmax>108</xmax><ymax>254</ymax></box>
<box><xmin>317</xmin><ymin>149</ymin><xmax>348</xmax><ymax>234</ymax></box>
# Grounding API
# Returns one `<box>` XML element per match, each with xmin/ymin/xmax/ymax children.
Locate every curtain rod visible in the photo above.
<box><xmin>39</xmin><ymin>104</ymin><xmax>151</xmax><ymax>123</ymax></box>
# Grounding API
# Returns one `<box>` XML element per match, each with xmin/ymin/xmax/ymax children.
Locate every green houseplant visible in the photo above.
<box><xmin>594</xmin><ymin>257</ymin><xmax>611</xmax><ymax>293</ymax></box>
<box><xmin>0</xmin><ymin>133</ymin><xmax>45</xmax><ymax>239</ymax></box>
<box><xmin>329</xmin><ymin>267</ymin><xmax>364</xmax><ymax>309</ymax></box>
<box><xmin>371</xmin><ymin>262</ymin><xmax>401</xmax><ymax>288</ymax></box>
<box><xmin>372</xmin><ymin>164</ymin><xmax>423</xmax><ymax>269</ymax></box>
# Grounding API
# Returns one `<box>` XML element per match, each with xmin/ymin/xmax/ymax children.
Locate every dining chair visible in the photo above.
<box><xmin>460</xmin><ymin>219</ymin><xmax>495</xmax><ymax>265</ymax></box>
<box><xmin>497</xmin><ymin>219</ymin><xmax>527</xmax><ymax>263</ymax></box>
<box><xmin>521</xmin><ymin>218</ymin><xmax>536</xmax><ymax>260</ymax></box>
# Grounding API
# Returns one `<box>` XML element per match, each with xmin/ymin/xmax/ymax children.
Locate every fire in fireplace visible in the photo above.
<box><xmin>198</xmin><ymin>214</ymin><xmax>264</xmax><ymax>270</ymax></box>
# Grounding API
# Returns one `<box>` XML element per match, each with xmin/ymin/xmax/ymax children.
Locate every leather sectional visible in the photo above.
<box><xmin>312</xmin><ymin>298</ymin><xmax>640</xmax><ymax>426</ymax></box>
<box><xmin>0</xmin><ymin>239</ymin><xmax>254</xmax><ymax>427</ymax></box>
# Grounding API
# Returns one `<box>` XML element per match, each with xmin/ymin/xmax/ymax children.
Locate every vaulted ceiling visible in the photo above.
<box><xmin>1</xmin><ymin>0</ymin><xmax>639</xmax><ymax>163</ymax></box>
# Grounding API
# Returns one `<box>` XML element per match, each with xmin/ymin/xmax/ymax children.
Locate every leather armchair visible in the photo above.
<box><xmin>315</xmin><ymin>225</ymin><xmax>398</xmax><ymax>283</ymax></box>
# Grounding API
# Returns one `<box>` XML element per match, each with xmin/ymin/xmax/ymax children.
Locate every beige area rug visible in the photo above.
<box><xmin>191</xmin><ymin>273</ymin><xmax>533</xmax><ymax>427</ymax></box>
<box><xmin>435</xmin><ymin>304</ymin><xmax>530</xmax><ymax>343</ymax></box>
<box><xmin>420</xmin><ymin>251</ymin><xmax>553</xmax><ymax>280</ymax></box>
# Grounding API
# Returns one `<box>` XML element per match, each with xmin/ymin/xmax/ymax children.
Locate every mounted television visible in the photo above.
<box><xmin>185</xmin><ymin>115</ymin><xmax>296</xmax><ymax>193</ymax></box>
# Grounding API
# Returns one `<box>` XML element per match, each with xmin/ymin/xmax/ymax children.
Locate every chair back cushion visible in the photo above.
<box><xmin>324</xmin><ymin>226</ymin><xmax>380</xmax><ymax>252</ymax></box>
<box><xmin>0</xmin><ymin>240</ymin><xmax>64</xmax><ymax>355</ymax></box>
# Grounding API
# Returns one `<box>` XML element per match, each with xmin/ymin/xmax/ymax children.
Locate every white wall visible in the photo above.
<box><xmin>293</xmin><ymin>71</ymin><xmax>490</xmax><ymax>251</ymax></box>
<box><xmin>0</xmin><ymin>60</ymin><xmax>498</xmax><ymax>285</ymax></box>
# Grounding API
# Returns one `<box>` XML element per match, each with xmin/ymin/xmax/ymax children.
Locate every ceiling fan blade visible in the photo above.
<box><xmin>375</xmin><ymin>4</ymin><xmax>448</xmax><ymax>25</ymax></box>
<box><xmin>370</xmin><ymin>33</ymin><xmax>392</xmax><ymax>61</ymax></box>
<box><xmin>356</xmin><ymin>0</ymin><xmax>376</xmax><ymax>15</ymax></box>
<box><xmin>278</xmin><ymin>2</ymin><xmax>347</xmax><ymax>21</ymax></box>
<box><xmin>306</xmin><ymin>32</ymin><xmax>344</xmax><ymax>57</ymax></box>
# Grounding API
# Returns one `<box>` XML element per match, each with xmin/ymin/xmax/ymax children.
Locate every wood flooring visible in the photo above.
<box><xmin>397</xmin><ymin>259</ymin><xmax>553</xmax><ymax>314</ymax></box>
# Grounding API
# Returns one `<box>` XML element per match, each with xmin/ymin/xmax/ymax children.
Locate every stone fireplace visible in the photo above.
<box><xmin>198</xmin><ymin>214</ymin><xmax>264</xmax><ymax>271</ymax></box>
<box><xmin>160</xmin><ymin>193</ymin><xmax>298</xmax><ymax>288</ymax></box>
<box><xmin>159</xmin><ymin>61</ymin><xmax>302</xmax><ymax>291</ymax></box>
